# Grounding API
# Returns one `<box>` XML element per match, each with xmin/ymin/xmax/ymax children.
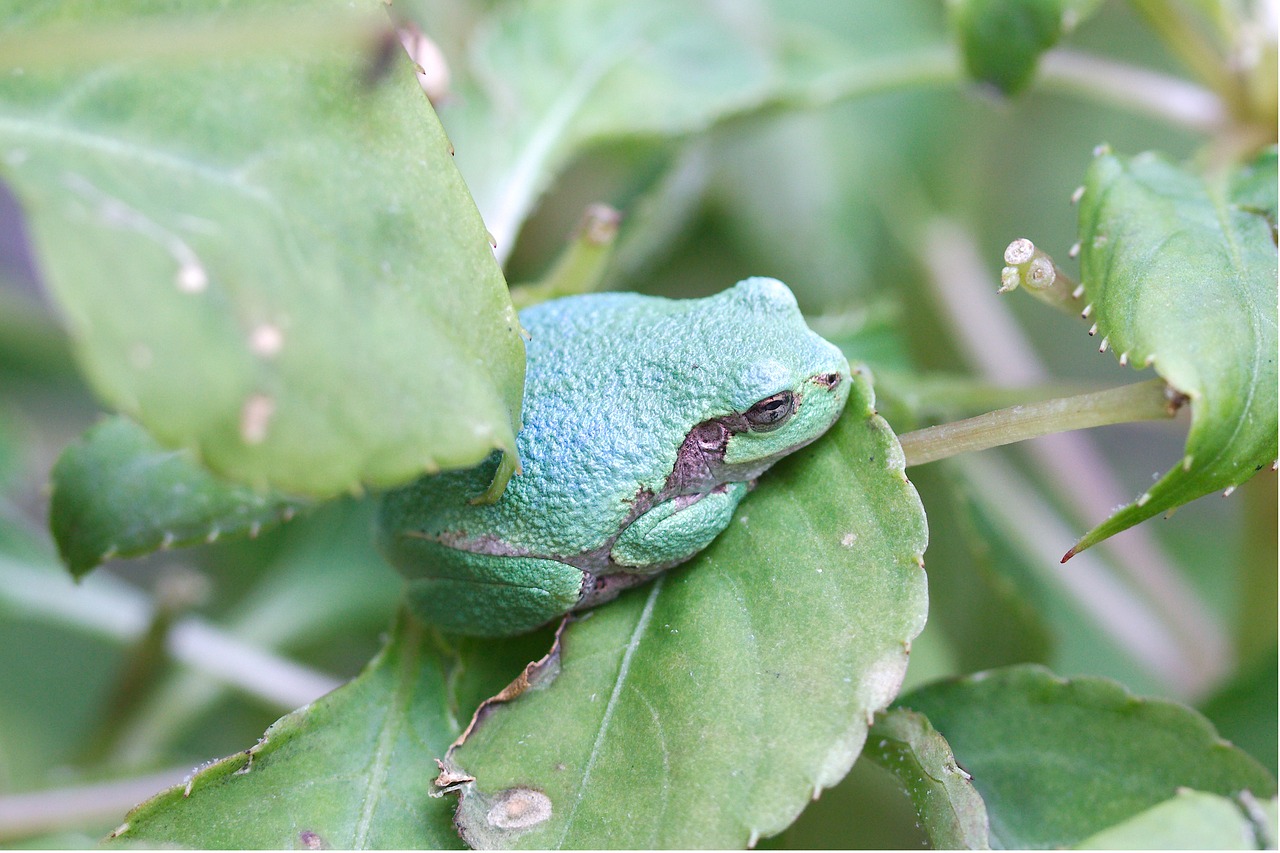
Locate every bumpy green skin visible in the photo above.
<box><xmin>378</xmin><ymin>278</ymin><xmax>851</xmax><ymax>636</ymax></box>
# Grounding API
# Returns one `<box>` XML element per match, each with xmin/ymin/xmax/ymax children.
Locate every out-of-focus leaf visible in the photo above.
<box><xmin>864</xmin><ymin>707</ymin><xmax>991</xmax><ymax>849</ymax></box>
<box><xmin>1074</xmin><ymin>789</ymin><xmax>1265</xmax><ymax>850</ymax></box>
<box><xmin>1068</xmin><ymin>148</ymin><xmax>1278</xmax><ymax>557</ymax></box>
<box><xmin>1200</xmin><ymin>645</ymin><xmax>1279</xmax><ymax>776</ymax></box>
<box><xmin>897</xmin><ymin>665</ymin><xmax>1277</xmax><ymax>849</ymax></box>
<box><xmin>949</xmin><ymin>0</ymin><xmax>1102</xmax><ymax>94</ymax></box>
<box><xmin>424</xmin><ymin>0</ymin><xmax>956</xmax><ymax>265</ymax></box>
<box><xmin>49</xmin><ymin>416</ymin><xmax>304</xmax><ymax>578</ymax></box>
<box><xmin>104</xmin><ymin>500</ymin><xmax>404</xmax><ymax>767</ymax></box>
<box><xmin>0</xmin><ymin>1</ymin><xmax>523</xmax><ymax>497</ymax></box>
<box><xmin>905</xmin><ymin>464</ymin><xmax>1053</xmax><ymax>673</ymax></box>
<box><xmin>440</xmin><ymin>367</ymin><xmax>929</xmax><ymax>848</ymax></box>
<box><xmin>107</xmin><ymin>614</ymin><xmax>548</xmax><ymax>849</ymax></box>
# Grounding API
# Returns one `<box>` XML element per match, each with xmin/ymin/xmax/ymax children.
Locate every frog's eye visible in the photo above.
<box><xmin>743</xmin><ymin>391</ymin><xmax>795</xmax><ymax>431</ymax></box>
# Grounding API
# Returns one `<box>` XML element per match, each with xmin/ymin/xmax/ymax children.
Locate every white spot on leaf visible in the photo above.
<box><xmin>249</xmin><ymin>324</ymin><xmax>284</xmax><ymax>357</ymax></box>
<box><xmin>240</xmin><ymin>394</ymin><xmax>275</xmax><ymax>445</ymax></box>
<box><xmin>176</xmin><ymin>261</ymin><xmax>208</xmax><ymax>293</ymax></box>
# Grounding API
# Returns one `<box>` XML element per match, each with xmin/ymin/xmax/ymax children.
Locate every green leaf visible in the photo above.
<box><xmin>1069</xmin><ymin>148</ymin><xmax>1279</xmax><ymax>558</ymax></box>
<box><xmin>897</xmin><ymin>665</ymin><xmax>1277</xmax><ymax>849</ymax></box>
<box><xmin>107</xmin><ymin>613</ymin><xmax>549</xmax><ymax>849</ymax></box>
<box><xmin>864</xmin><ymin>707</ymin><xmax>991</xmax><ymax>849</ymax></box>
<box><xmin>0</xmin><ymin>2</ymin><xmax>523</xmax><ymax>497</ymax></box>
<box><xmin>434</xmin><ymin>0</ymin><xmax>772</xmax><ymax>261</ymax></box>
<box><xmin>429</xmin><ymin>0</ymin><xmax>956</xmax><ymax>265</ymax></box>
<box><xmin>439</xmin><ymin>367</ymin><xmax>929</xmax><ymax>848</ymax></box>
<box><xmin>949</xmin><ymin>0</ymin><xmax>1101</xmax><ymax>95</ymax></box>
<box><xmin>1075</xmin><ymin>789</ymin><xmax>1271</xmax><ymax>850</ymax></box>
<box><xmin>49</xmin><ymin>416</ymin><xmax>303</xmax><ymax>578</ymax></box>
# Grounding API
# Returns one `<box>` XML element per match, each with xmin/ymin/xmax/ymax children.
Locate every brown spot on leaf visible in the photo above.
<box><xmin>486</xmin><ymin>787</ymin><xmax>552</xmax><ymax>830</ymax></box>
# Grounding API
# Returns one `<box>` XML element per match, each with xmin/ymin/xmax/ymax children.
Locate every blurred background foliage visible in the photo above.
<box><xmin>0</xmin><ymin>0</ymin><xmax>1275</xmax><ymax>847</ymax></box>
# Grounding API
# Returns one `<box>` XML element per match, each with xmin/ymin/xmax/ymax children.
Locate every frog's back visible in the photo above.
<box><xmin>382</xmin><ymin>278</ymin><xmax>845</xmax><ymax>561</ymax></box>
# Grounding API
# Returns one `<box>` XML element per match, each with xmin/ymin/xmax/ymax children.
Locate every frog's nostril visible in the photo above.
<box><xmin>816</xmin><ymin>372</ymin><xmax>842</xmax><ymax>390</ymax></box>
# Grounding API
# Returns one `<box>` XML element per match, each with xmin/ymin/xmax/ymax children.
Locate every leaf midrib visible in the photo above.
<box><xmin>351</xmin><ymin>616</ymin><xmax>424</xmax><ymax>848</ymax></box>
<box><xmin>554</xmin><ymin>576</ymin><xmax>663</xmax><ymax>847</ymax></box>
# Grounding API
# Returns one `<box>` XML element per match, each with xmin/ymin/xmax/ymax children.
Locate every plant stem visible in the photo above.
<box><xmin>1125</xmin><ymin>0</ymin><xmax>1236</xmax><ymax>103</ymax></box>
<box><xmin>899</xmin><ymin>378</ymin><xmax>1180</xmax><ymax>468</ymax></box>
<box><xmin>0</xmin><ymin>766</ymin><xmax>190</xmax><ymax>842</ymax></box>
<box><xmin>1038</xmin><ymin>49</ymin><xmax>1226</xmax><ymax>132</ymax></box>
<box><xmin>0</xmin><ymin>555</ymin><xmax>342</xmax><ymax>710</ymax></box>
<box><xmin>508</xmin><ymin>203</ymin><xmax>620</xmax><ymax>310</ymax></box>
<box><xmin>78</xmin><ymin>571</ymin><xmax>207</xmax><ymax>766</ymax></box>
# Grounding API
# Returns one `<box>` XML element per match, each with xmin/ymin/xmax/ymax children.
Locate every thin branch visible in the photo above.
<box><xmin>1038</xmin><ymin>48</ymin><xmax>1227</xmax><ymax>133</ymax></box>
<box><xmin>0</xmin><ymin>555</ymin><xmax>342</xmax><ymax>709</ymax></box>
<box><xmin>899</xmin><ymin>379</ymin><xmax>1180</xmax><ymax>467</ymax></box>
<box><xmin>1126</xmin><ymin>0</ymin><xmax>1236</xmax><ymax>99</ymax></box>
<box><xmin>0</xmin><ymin>766</ymin><xmax>189</xmax><ymax>842</ymax></box>
<box><xmin>954</xmin><ymin>454</ymin><xmax>1200</xmax><ymax>691</ymax></box>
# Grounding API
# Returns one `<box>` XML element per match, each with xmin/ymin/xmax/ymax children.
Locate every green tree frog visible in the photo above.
<box><xmin>378</xmin><ymin>278</ymin><xmax>851</xmax><ymax>636</ymax></box>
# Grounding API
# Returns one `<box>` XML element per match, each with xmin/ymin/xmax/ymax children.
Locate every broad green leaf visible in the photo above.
<box><xmin>49</xmin><ymin>416</ymin><xmax>304</xmax><ymax>578</ymax></box>
<box><xmin>864</xmin><ymin>707</ymin><xmax>991</xmax><ymax>849</ymax></box>
<box><xmin>1069</xmin><ymin>148</ymin><xmax>1278</xmax><ymax>557</ymax></box>
<box><xmin>108</xmin><ymin>613</ymin><xmax>550</xmax><ymax>849</ymax></box>
<box><xmin>1074</xmin><ymin>789</ymin><xmax>1269</xmax><ymax>850</ymax></box>
<box><xmin>424</xmin><ymin>0</ymin><xmax>957</xmax><ymax>265</ymax></box>
<box><xmin>0</xmin><ymin>1</ymin><xmax>523</xmax><ymax>497</ymax></box>
<box><xmin>897</xmin><ymin>665</ymin><xmax>1277</xmax><ymax>849</ymax></box>
<box><xmin>948</xmin><ymin>0</ymin><xmax>1102</xmax><ymax>94</ymax></box>
<box><xmin>440</xmin><ymin>368</ymin><xmax>929</xmax><ymax>848</ymax></box>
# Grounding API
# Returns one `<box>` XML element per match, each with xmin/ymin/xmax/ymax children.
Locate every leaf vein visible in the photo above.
<box><xmin>555</xmin><ymin>577</ymin><xmax>663</xmax><ymax>846</ymax></box>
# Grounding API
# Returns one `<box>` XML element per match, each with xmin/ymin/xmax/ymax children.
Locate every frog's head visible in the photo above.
<box><xmin>665</xmin><ymin>277</ymin><xmax>852</xmax><ymax>494</ymax></box>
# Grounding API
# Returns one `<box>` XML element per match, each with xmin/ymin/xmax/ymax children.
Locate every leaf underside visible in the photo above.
<box><xmin>0</xmin><ymin>0</ymin><xmax>523</xmax><ymax>497</ymax></box>
<box><xmin>864</xmin><ymin>706</ymin><xmax>992</xmax><ymax>849</ymax></box>
<box><xmin>1069</xmin><ymin>147</ymin><xmax>1278</xmax><ymax>557</ymax></box>
<box><xmin>49</xmin><ymin>415</ymin><xmax>304</xmax><ymax>577</ymax></box>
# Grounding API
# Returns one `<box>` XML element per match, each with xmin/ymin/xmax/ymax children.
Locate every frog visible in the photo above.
<box><xmin>377</xmin><ymin>277</ymin><xmax>851</xmax><ymax>637</ymax></box>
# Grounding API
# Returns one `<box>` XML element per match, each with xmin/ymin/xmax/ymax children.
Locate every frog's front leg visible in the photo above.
<box><xmin>609</xmin><ymin>481</ymin><xmax>750</xmax><ymax>570</ymax></box>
